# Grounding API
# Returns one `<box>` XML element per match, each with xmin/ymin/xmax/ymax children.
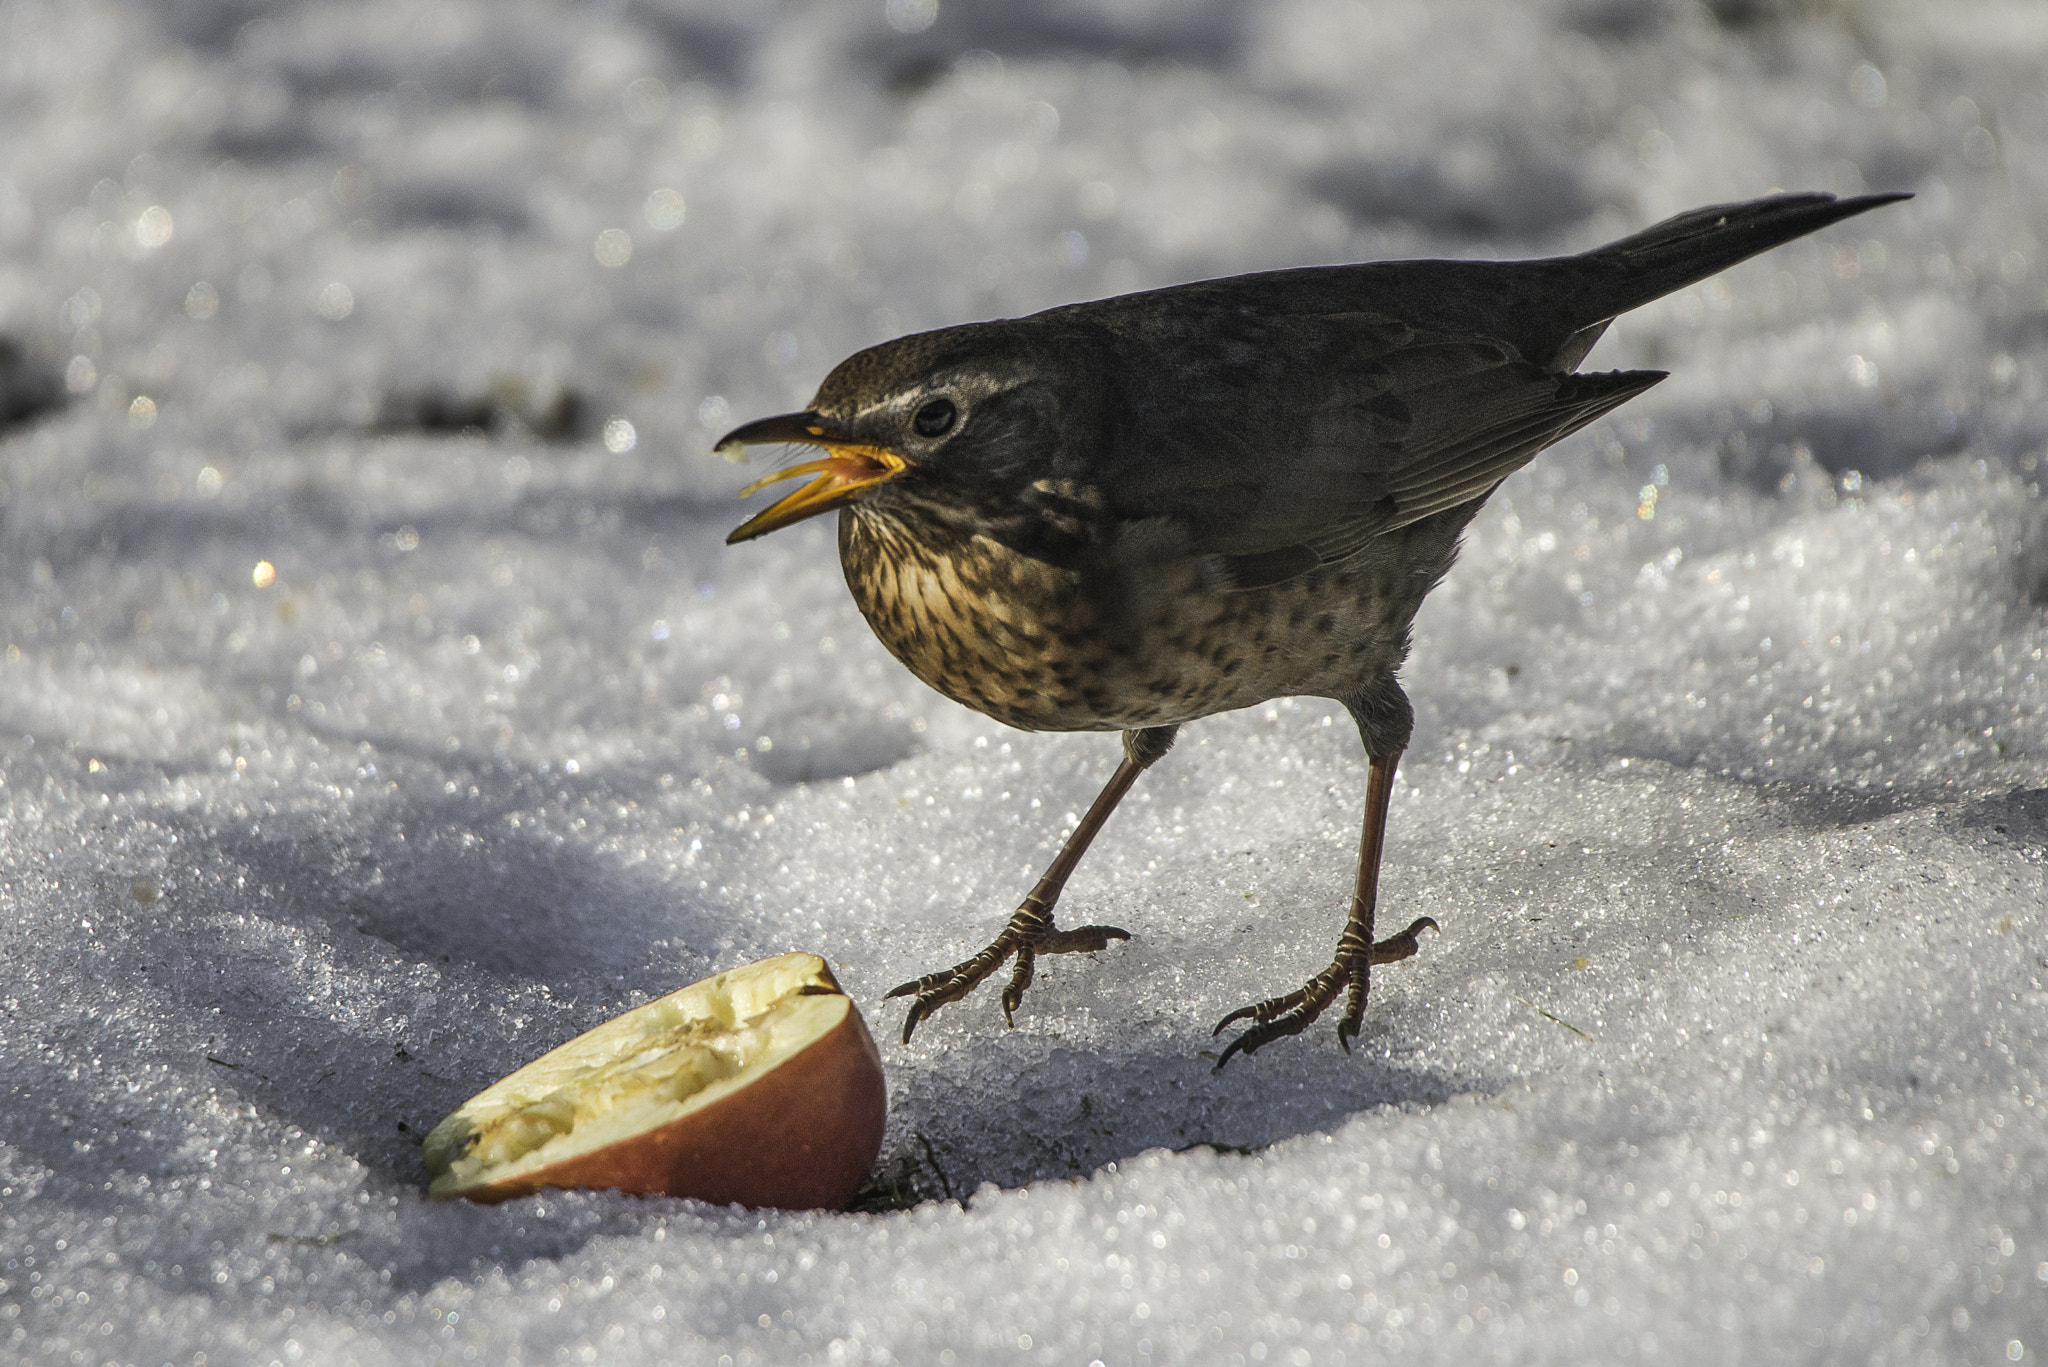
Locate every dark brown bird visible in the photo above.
<box><xmin>717</xmin><ymin>191</ymin><xmax>1907</xmax><ymax>1066</ymax></box>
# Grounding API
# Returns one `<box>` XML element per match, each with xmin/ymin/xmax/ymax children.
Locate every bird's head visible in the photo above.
<box><xmin>716</xmin><ymin>321</ymin><xmax>1094</xmax><ymax>544</ymax></box>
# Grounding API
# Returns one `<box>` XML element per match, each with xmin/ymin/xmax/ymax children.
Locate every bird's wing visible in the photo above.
<box><xmin>1370</xmin><ymin>364</ymin><xmax>1668</xmax><ymax>536</ymax></box>
<box><xmin>1098</xmin><ymin>311</ymin><xmax>1662</xmax><ymax>589</ymax></box>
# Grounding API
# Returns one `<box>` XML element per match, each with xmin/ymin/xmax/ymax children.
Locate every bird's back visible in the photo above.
<box><xmin>1053</xmin><ymin>191</ymin><xmax>1910</xmax><ymax>373</ymax></box>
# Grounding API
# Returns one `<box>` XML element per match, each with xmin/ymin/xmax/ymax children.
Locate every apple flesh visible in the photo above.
<box><xmin>423</xmin><ymin>953</ymin><xmax>886</xmax><ymax>1209</ymax></box>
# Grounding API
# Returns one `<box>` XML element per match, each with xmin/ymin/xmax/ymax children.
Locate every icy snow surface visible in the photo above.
<box><xmin>3</xmin><ymin>0</ymin><xmax>2046</xmax><ymax>1363</ymax></box>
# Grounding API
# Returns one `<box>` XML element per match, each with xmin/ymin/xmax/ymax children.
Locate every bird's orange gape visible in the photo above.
<box><xmin>719</xmin><ymin>414</ymin><xmax>906</xmax><ymax>544</ymax></box>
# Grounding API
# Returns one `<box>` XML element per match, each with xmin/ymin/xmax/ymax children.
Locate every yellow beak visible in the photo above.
<box><xmin>715</xmin><ymin>412</ymin><xmax>908</xmax><ymax>544</ymax></box>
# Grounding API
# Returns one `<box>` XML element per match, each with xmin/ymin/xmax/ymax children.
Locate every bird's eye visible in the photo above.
<box><xmin>912</xmin><ymin>398</ymin><xmax>957</xmax><ymax>438</ymax></box>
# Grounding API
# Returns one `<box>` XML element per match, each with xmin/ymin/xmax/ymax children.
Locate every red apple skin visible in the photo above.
<box><xmin>447</xmin><ymin>1000</ymin><xmax>886</xmax><ymax>1210</ymax></box>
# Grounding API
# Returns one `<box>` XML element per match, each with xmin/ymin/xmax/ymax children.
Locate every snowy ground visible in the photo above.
<box><xmin>3</xmin><ymin>0</ymin><xmax>2046</xmax><ymax>1363</ymax></box>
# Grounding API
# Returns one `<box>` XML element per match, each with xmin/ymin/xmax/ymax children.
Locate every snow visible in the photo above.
<box><xmin>2</xmin><ymin>0</ymin><xmax>2045</xmax><ymax>1363</ymax></box>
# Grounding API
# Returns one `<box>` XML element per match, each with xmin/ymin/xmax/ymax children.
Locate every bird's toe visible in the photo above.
<box><xmin>1035</xmin><ymin>924</ymin><xmax>1130</xmax><ymax>954</ymax></box>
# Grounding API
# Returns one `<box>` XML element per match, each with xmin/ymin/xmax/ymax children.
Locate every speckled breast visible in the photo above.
<box><xmin>839</xmin><ymin>507</ymin><xmax>1438</xmax><ymax>735</ymax></box>
<box><xmin>839</xmin><ymin>507</ymin><xmax>1110</xmax><ymax>731</ymax></box>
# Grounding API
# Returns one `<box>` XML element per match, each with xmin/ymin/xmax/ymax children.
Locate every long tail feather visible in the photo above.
<box><xmin>1585</xmin><ymin>191</ymin><xmax>1911</xmax><ymax>319</ymax></box>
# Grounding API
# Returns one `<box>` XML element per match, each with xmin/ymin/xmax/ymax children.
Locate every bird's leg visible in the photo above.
<box><xmin>1213</xmin><ymin>749</ymin><xmax>1437</xmax><ymax>1067</ymax></box>
<box><xmin>888</xmin><ymin>726</ymin><xmax>1175</xmax><ymax>1043</ymax></box>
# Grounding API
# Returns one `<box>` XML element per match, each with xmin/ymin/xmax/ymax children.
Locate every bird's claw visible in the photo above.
<box><xmin>1212</xmin><ymin>980</ymin><xmax>1336</xmax><ymax>1069</ymax></box>
<box><xmin>1036</xmin><ymin>924</ymin><xmax>1130</xmax><ymax>954</ymax></box>
<box><xmin>1212</xmin><ymin>916</ymin><xmax>1439</xmax><ymax>1068</ymax></box>
<box><xmin>888</xmin><ymin>960</ymin><xmax>1000</xmax><ymax>1043</ymax></box>
<box><xmin>1374</xmin><ymin>915</ymin><xmax>1439</xmax><ymax>962</ymax></box>
<box><xmin>1211</xmin><ymin>988</ymin><xmax>1307</xmax><ymax>1037</ymax></box>
<box><xmin>892</xmin><ymin>919</ymin><xmax>1132</xmax><ymax>1043</ymax></box>
<box><xmin>1000</xmin><ymin>946</ymin><xmax>1035</xmax><ymax>1026</ymax></box>
<box><xmin>884</xmin><ymin>972</ymin><xmax>951</xmax><ymax>1001</ymax></box>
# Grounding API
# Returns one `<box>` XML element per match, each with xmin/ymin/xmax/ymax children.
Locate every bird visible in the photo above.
<box><xmin>716</xmin><ymin>190</ymin><xmax>1909</xmax><ymax>1066</ymax></box>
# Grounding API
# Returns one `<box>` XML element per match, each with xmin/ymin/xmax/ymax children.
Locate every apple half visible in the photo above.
<box><xmin>423</xmin><ymin>953</ymin><xmax>886</xmax><ymax>1209</ymax></box>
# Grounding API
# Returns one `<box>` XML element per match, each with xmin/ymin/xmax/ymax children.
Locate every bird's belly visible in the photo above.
<box><xmin>1102</xmin><ymin>560</ymin><xmax>1417</xmax><ymax>723</ymax></box>
<box><xmin>844</xmin><ymin>521</ymin><xmax>1417</xmax><ymax>732</ymax></box>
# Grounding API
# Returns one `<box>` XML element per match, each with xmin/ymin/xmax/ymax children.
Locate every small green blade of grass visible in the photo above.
<box><xmin>1513</xmin><ymin>994</ymin><xmax>1593</xmax><ymax>1040</ymax></box>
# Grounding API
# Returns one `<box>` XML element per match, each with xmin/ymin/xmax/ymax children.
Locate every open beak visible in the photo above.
<box><xmin>715</xmin><ymin>411</ymin><xmax>908</xmax><ymax>544</ymax></box>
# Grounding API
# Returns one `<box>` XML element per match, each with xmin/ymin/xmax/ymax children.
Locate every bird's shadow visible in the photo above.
<box><xmin>872</xmin><ymin>1022</ymin><xmax>1472</xmax><ymax>1200</ymax></box>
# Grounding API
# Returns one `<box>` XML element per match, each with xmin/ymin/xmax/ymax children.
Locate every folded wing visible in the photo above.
<box><xmin>1099</xmin><ymin>310</ymin><xmax>1662</xmax><ymax>590</ymax></box>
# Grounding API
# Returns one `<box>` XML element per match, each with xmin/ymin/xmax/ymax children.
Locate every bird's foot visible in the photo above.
<box><xmin>1211</xmin><ymin>916</ymin><xmax>1437</xmax><ymax>1069</ymax></box>
<box><xmin>885</xmin><ymin>902</ymin><xmax>1130</xmax><ymax>1043</ymax></box>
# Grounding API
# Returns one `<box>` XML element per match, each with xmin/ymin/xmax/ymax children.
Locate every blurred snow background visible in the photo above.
<box><xmin>2</xmin><ymin>0</ymin><xmax>2045</xmax><ymax>1362</ymax></box>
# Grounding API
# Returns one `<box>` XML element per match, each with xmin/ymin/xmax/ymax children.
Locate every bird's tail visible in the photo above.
<box><xmin>1585</xmin><ymin>191</ymin><xmax>1910</xmax><ymax>318</ymax></box>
